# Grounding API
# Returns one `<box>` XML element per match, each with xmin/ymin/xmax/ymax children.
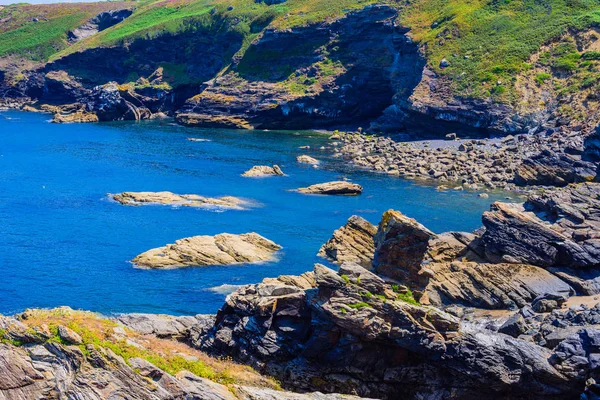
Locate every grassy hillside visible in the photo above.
<box><xmin>402</xmin><ymin>0</ymin><xmax>600</xmax><ymax>101</ymax></box>
<box><xmin>0</xmin><ymin>2</ymin><xmax>132</xmax><ymax>61</ymax></box>
<box><xmin>1</xmin><ymin>0</ymin><xmax>600</xmax><ymax>105</ymax></box>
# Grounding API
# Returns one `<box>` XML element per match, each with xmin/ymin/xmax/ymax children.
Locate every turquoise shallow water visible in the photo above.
<box><xmin>0</xmin><ymin>111</ymin><xmax>510</xmax><ymax>315</ymax></box>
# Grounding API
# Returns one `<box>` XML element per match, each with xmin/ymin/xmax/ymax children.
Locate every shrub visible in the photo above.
<box><xmin>535</xmin><ymin>73</ymin><xmax>552</xmax><ymax>85</ymax></box>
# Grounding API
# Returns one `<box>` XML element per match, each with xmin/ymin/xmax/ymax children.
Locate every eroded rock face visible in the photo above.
<box><xmin>297</xmin><ymin>181</ymin><xmax>362</xmax><ymax>195</ymax></box>
<box><xmin>193</xmin><ymin>263</ymin><xmax>578</xmax><ymax>399</ymax></box>
<box><xmin>481</xmin><ymin>183</ymin><xmax>600</xmax><ymax>269</ymax></box>
<box><xmin>0</xmin><ymin>313</ymin><xmax>363</xmax><ymax>400</ymax></box>
<box><xmin>68</xmin><ymin>9</ymin><xmax>133</xmax><ymax>43</ymax></box>
<box><xmin>318</xmin><ymin>215</ymin><xmax>377</xmax><ymax>266</ymax></box>
<box><xmin>132</xmin><ymin>233</ymin><xmax>282</xmax><ymax>269</ymax></box>
<box><xmin>242</xmin><ymin>165</ymin><xmax>285</xmax><ymax>177</ymax></box>
<box><xmin>369</xmin><ymin>210</ymin><xmax>572</xmax><ymax>308</ymax></box>
<box><xmin>372</xmin><ymin>209</ymin><xmax>436</xmax><ymax>285</ymax></box>
<box><xmin>112</xmin><ymin>191</ymin><xmax>249</xmax><ymax>210</ymax></box>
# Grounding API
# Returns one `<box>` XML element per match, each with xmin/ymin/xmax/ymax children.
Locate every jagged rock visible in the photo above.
<box><xmin>498</xmin><ymin>313</ymin><xmax>528</xmax><ymax>337</ymax></box>
<box><xmin>297</xmin><ymin>181</ymin><xmax>362</xmax><ymax>195</ymax></box>
<box><xmin>296</xmin><ymin>155</ymin><xmax>320</xmax><ymax>164</ymax></box>
<box><xmin>481</xmin><ymin>183</ymin><xmax>600</xmax><ymax>269</ymax></box>
<box><xmin>193</xmin><ymin>263</ymin><xmax>578</xmax><ymax>398</ymax></box>
<box><xmin>57</xmin><ymin>325</ymin><xmax>83</xmax><ymax>344</ymax></box>
<box><xmin>515</xmin><ymin>149</ymin><xmax>597</xmax><ymax>186</ymax></box>
<box><xmin>132</xmin><ymin>233</ymin><xmax>282</xmax><ymax>269</ymax></box>
<box><xmin>318</xmin><ymin>215</ymin><xmax>377</xmax><ymax>266</ymax></box>
<box><xmin>372</xmin><ymin>209</ymin><xmax>436</xmax><ymax>285</ymax></box>
<box><xmin>242</xmin><ymin>165</ymin><xmax>285</xmax><ymax>177</ymax></box>
<box><xmin>0</xmin><ymin>323</ymin><xmax>356</xmax><ymax>400</ymax></box>
<box><xmin>112</xmin><ymin>191</ymin><xmax>249</xmax><ymax>210</ymax></box>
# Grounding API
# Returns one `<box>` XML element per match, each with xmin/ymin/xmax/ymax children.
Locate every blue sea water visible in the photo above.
<box><xmin>0</xmin><ymin>111</ymin><xmax>511</xmax><ymax>316</ymax></box>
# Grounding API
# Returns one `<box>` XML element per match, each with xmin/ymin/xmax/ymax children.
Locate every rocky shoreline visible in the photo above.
<box><xmin>4</xmin><ymin>183</ymin><xmax>600</xmax><ymax>398</ymax></box>
<box><xmin>329</xmin><ymin>127</ymin><xmax>599</xmax><ymax>192</ymax></box>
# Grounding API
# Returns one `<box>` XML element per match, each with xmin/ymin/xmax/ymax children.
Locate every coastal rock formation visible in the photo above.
<box><xmin>242</xmin><ymin>165</ymin><xmax>285</xmax><ymax>177</ymax></box>
<box><xmin>318</xmin><ymin>215</ymin><xmax>377</xmax><ymax>266</ymax></box>
<box><xmin>297</xmin><ymin>181</ymin><xmax>362</xmax><ymax>195</ymax></box>
<box><xmin>481</xmin><ymin>183</ymin><xmax>600</xmax><ymax>269</ymax></box>
<box><xmin>0</xmin><ymin>309</ymin><xmax>366</xmax><ymax>400</ymax></box>
<box><xmin>111</xmin><ymin>191</ymin><xmax>249</xmax><ymax>210</ymax></box>
<box><xmin>193</xmin><ymin>263</ymin><xmax>578</xmax><ymax>398</ymax></box>
<box><xmin>132</xmin><ymin>233</ymin><xmax>282</xmax><ymax>269</ymax></box>
<box><xmin>296</xmin><ymin>155</ymin><xmax>320</xmax><ymax>165</ymax></box>
<box><xmin>369</xmin><ymin>209</ymin><xmax>572</xmax><ymax>308</ymax></box>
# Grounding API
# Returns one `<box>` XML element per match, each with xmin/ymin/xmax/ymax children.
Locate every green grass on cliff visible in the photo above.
<box><xmin>402</xmin><ymin>0</ymin><xmax>600</xmax><ymax>100</ymax></box>
<box><xmin>2</xmin><ymin>0</ymin><xmax>600</xmax><ymax>103</ymax></box>
<box><xmin>0</xmin><ymin>2</ymin><xmax>132</xmax><ymax>61</ymax></box>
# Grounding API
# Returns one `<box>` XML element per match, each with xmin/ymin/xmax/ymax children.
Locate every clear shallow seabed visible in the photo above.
<box><xmin>0</xmin><ymin>111</ymin><xmax>513</xmax><ymax>315</ymax></box>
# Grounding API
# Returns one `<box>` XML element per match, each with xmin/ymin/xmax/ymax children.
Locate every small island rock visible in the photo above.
<box><xmin>132</xmin><ymin>232</ymin><xmax>282</xmax><ymax>269</ymax></box>
<box><xmin>242</xmin><ymin>165</ymin><xmax>284</xmax><ymax>177</ymax></box>
<box><xmin>297</xmin><ymin>181</ymin><xmax>363</xmax><ymax>195</ymax></box>
<box><xmin>112</xmin><ymin>191</ymin><xmax>248</xmax><ymax>210</ymax></box>
<box><xmin>296</xmin><ymin>155</ymin><xmax>319</xmax><ymax>164</ymax></box>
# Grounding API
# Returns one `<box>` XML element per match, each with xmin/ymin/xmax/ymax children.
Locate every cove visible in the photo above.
<box><xmin>0</xmin><ymin>111</ymin><xmax>511</xmax><ymax>315</ymax></box>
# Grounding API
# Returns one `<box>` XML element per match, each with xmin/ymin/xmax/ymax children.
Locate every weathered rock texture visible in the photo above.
<box><xmin>297</xmin><ymin>181</ymin><xmax>362</xmax><ymax>195</ymax></box>
<box><xmin>0</xmin><ymin>311</ymin><xmax>369</xmax><ymax>400</ymax></box>
<box><xmin>318</xmin><ymin>215</ymin><xmax>377</xmax><ymax>266</ymax></box>
<box><xmin>132</xmin><ymin>233</ymin><xmax>282</xmax><ymax>269</ymax></box>
<box><xmin>192</xmin><ymin>263</ymin><xmax>578</xmax><ymax>399</ymax></box>
<box><xmin>242</xmin><ymin>165</ymin><xmax>284</xmax><ymax>177</ymax></box>
<box><xmin>112</xmin><ymin>191</ymin><xmax>249</xmax><ymax>210</ymax></box>
<box><xmin>370</xmin><ymin>209</ymin><xmax>573</xmax><ymax>309</ymax></box>
<box><xmin>481</xmin><ymin>182</ymin><xmax>600</xmax><ymax>269</ymax></box>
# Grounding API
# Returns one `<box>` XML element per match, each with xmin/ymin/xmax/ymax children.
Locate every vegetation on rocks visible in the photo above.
<box><xmin>0</xmin><ymin>307</ymin><xmax>278</xmax><ymax>388</ymax></box>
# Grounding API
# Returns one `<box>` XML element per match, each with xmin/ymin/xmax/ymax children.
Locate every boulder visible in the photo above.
<box><xmin>242</xmin><ymin>165</ymin><xmax>285</xmax><ymax>177</ymax></box>
<box><xmin>57</xmin><ymin>325</ymin><xmax>83</xmax><ymax>345</ymax></box>
<box><xmin>318</xmin><ymin>215</ymin><xmax>377</xmax><ymax>266</ymax></box>
<box><xmin>297</xmin><ymin>181</ymin><xmax>363</xmax><ymax>195</ymax></box>
<box><xmin>531</xmin><ymin>293</ymin><xmax>567</xmax><ymax>313</ymax></box>
<box><xmin>112</xmin><ymin>191</ymin><xmax>249</xmax><ymax>210</ymax></box>
<box><xmin>132</xmin><ymin>233</ymin><xmax>282</xmax><ymax>269</ymax></box>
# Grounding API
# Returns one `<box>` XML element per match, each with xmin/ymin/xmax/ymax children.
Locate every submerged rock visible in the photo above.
<box><xmin>132</xmin><ymin>233</ymin><xmax>282</xmax><ymax>269</ymax></box>
<box><xmin>111</xmin><ymin>191</ymin><xmax>249</xmax><ymax>210</ymax></box>
<box><xmin>297</xmin><ymin>181</ymin><xmax>362</xmax><ymax>195</ymax></box>
<box><xmin>242</xmin><ymin>165</ymin><xmax>285</xmax><ymax>177</ymax></box>
<box><xmin>318</xmin><ymin>215</ymin><xmax>377</xmax><ymax>266</ymax></box>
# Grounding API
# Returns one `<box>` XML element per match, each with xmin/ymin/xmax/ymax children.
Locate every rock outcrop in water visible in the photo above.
<box><xmin>297</xmin><ymin>181</ymin><xmax>363</xmax><ymax>195</ymax></box>
<box><xmin>132</xmin><ymin>233</ymin><xmax>282</xmax><ymax>269</ymax></box>
<box><xmin>242</xmin><ymin>165</ymin><xmax>285</xmax><ymax>177</ymax></box>
<box><xmin>318</xmin><ymin>215</ymin><xmax>377</xmax><ymax>266</ymax></box>
<box><xmin>112</xmin><ymin>191</ymin><xmax>249</xmax><ymax>210</ymax></box>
